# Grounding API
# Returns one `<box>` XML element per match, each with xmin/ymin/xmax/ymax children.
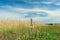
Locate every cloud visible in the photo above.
<box><xmin>54</xmin><ymin>2</ymin><xmax>60</xmax><ymax>5</ymax></box>
<box><xmin>0</xmin><ymin>0</ymin><xmax>60</xmax><ymax>10</ymax></box>
<box><xmin>0</xmin><ymin>0</ymin><xmax>60</xmax><ymax>23</ymax></box>
<box><xmin>0</xmin><ymin>5</ymin><xmax>60</xmax><ymax>23</ymax></box>
<box><xmin>0</xmin><ymin>9</ymin><xmax>20</xmax><ymax>20</ymax></box>
<box><xmin>44</xmin><ymin>16</ymin><xmax>60</xmax><ymax>23</ymax></box>
<box><xmin>23</xmin><ymin>0</ymin><xmax>41</xmax><ymax>4</ymax></box>
<box><xmin>41</xmin><ymin>1</ymin><xmax>52</xmax><ymax>4</ymax></box>
<box><xmin>8</xmin><ymin>6</ymin><xmax>60</xmax><ymax>17</ymax></box>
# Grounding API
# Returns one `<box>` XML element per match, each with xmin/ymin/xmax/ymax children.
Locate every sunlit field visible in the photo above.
<box><xmin>0</xmin><ymin>19</ymin><xmax>60</xmax><ymax>40</ymax></box>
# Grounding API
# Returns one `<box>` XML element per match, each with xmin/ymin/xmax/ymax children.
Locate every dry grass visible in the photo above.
<box><xmin>0</xmin><ymin>19</ymin><xmax>60</xmax><ymax>40</ymax></box>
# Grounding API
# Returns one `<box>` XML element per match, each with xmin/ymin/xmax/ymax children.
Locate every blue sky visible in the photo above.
<box><xmin>0</xmin><ymin>0</ymin><xmax>60</xmax><ymax>23</ymax></box>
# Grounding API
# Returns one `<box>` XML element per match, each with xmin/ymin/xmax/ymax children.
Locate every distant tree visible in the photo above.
<box><xmin>48</xmin><ymin>24</ymin><xmax>53</xmax><ymax>25</ymax></box>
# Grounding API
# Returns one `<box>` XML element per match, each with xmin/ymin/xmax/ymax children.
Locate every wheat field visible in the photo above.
<box><xmin>0</xmin><ymin>19</ymin><xmax>60</xmax><ymax>40</ymax></box>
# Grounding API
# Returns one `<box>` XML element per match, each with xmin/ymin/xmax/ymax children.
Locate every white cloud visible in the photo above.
<box><xmin>54</xmin><ymin>2</ymin><xmax>60</xmax><ymax>5</ymax></box>
<box><xmin>23</xmin><ymin>0</ymin><xmax>41</xmax><ymax>4</ymax></box>
<box><xmin>0</xmin><ymin>6</ymin><xmax>60</xmax><ymax>23</ymax></box>
<box><xmin>8</xmin><ymin>6</ymin><xmax>60</xmax><ymax>17</ymax></box>
<box><xmin>0</xmin><ymin>9</ymin><xmax>20</xmax><ymax>20</ymax></box>
<box><xmin>41</xmin><ymin>2</ymin><xmax>52</xmax><ymax>4</ymax></box>
<box><xmin>10</xmin><ymin>7</ymin><xmax>60</xmax><ymax>23</ymax></box>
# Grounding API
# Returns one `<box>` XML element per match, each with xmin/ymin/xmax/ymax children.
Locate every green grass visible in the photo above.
<box><xmin>0</xmin><ymin>25</ymin><xmax>60</xmax><ymax>40</ymax></box>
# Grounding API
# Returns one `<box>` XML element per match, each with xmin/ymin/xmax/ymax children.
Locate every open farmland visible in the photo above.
<box><xmin>0</xmin><ymin>20</ymin><xmax>60</xmax><ymax>40</ymax></box>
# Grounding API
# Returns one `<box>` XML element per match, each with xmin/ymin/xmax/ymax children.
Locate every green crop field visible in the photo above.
<box><xmin>0</xmin><ymin>20</ymin><xmax>60</xmax><ymax>40</ymax></box>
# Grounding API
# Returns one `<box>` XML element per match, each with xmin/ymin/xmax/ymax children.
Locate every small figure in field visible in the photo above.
<box><xmin>30</xmin><ymin>18</ymin><xmax>34</xmax><ymax>31</ymax></box>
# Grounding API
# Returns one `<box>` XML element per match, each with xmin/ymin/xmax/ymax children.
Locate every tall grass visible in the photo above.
<box><xmin>0</xmin><ymin>20</ymin><xmax>60</xmax><ymax>40</ymax></box>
